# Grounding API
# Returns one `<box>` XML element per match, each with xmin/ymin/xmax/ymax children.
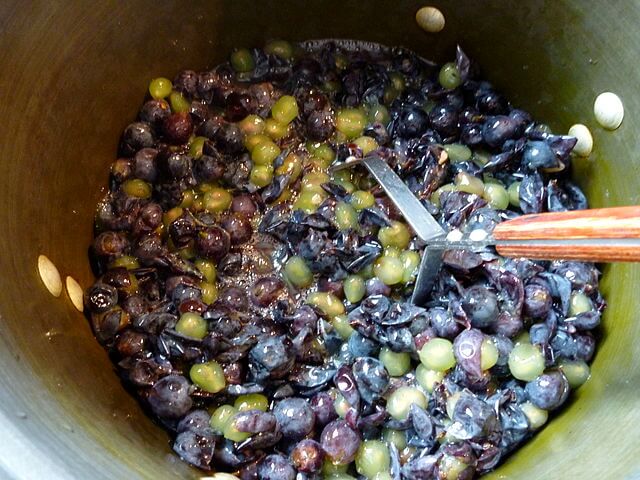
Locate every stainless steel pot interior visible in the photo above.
<box><xmin>0</xmin><ymin>1</ymin><xmax>639</xmax><ymax>478</ymax></box>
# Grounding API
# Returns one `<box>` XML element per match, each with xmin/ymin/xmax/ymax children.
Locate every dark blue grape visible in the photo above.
<box><xmin>460</xmin><ymin>123</ymin><xmax>484</xmax><ymax>145</ymax></box>
<box><xmin>139</xmin><ymin>99</ymin><xmax>170</xmax><ymax>127</ymax></box>
<box><xmin>525</xmin><ymin>371</ymin><xmax>570</xmax><ymax>410</ymax></box>
<box><xmin>402</xmin><ymin>454</ymin><xmax>438</xmax><ymax>479</ymax></box>
<box><xmin>173</xmin><ymin>69</ymin><xmax>198</xmax><ymax>95</ymax></box>
<box><xmin>529</xmin><ymin>323</ymin><xmax>551</xmax><ymax>346</ymax></box>
<box><xmin>509</xmin><ymin>108</ymin><xmax>532</xmax><ymax>133</ymax></box>
<box><xmin>121</xmin><ymin>122</ymin><xmax>155</xmax><ymax>154</ymax></box>
<box><xmin>147</xmin><ymin>375</ymin><xmax>192</xmax><ymax>419</ymax></box>
<box><xmin>194</xmin><ymin>153</ymin><xmax>225</xmax><ymax>183</ymax></box>
<box><xmin>214</xmin><ymin>122</ymin><xmax>244</xmax><ymax>154</ymax></box>
<box><xmin>169</xmin><ymin>212</ymin><xmax>197</xmax><ymax>248</ymax></box>
<box><xmin>493</xmin><ymin>334</ymin><xmax>514</xmax><ymax>368</ymax></box>
<box><xmin>249</xmin><ymin>336</ymin><xmax>295</xmax><ymax>381</ymax></box>
<box><xmin>429</xmin><ymin>307</ymin><xmax>460</xmax><ymax>339</ymax></box>
<box><xmin>523</xmin><ymin>140</ymin><xmax>557</xmax><ymax>169</ymax></box>
<box><xmin>177</xmin><ymin>409</ymin><xmax>212</xmax><ymax>435</ymax></box>
<box><xmin>273</xmin><ymin>397</ymin><xmax>315</xmax><ymax>440</ymax></box>
<box><xmin>352</xmin><ymin>357</ymin><xmax>389</xmax><ymax>403</ymax></box>
<box><xmin>364</xmin><ymin>122</ymin><xmax>390</xmax><ymax>145</ymax></box>
<box><xmin>396</xmin><ymin>106</ymin><xmax>429</xmax><ymax>138</ymax></box>
<box><xmin>428</xmin><ymin>103</ymin><xmax>459</xmax><ymax>136</ymax></box>
<box><xmin>165</xmin><ymin>152</ymin><xmax>192</xmax><ymax>180</ymax></box>
<box><xmin>291</xmin><ymin>306</ymin><xmax>319</xmax><ymax>335</ymax></box>
<box><xmin>550</xmin><ymin>330</ymin><xmax>578</xmax><ymax>359</ymax></box>
<box><xmin>523</xmin><ymin>283</ymin><xmax>552</xmax><ymax>319</ymax></box>
<box><xmin>133</xmin><ymin>148</ymin><xmax>158</xmax><ymax>182</ymax></box>
<box><xmin>574</xmin><ymin>333</ymin><xmax>596</xmax><ymax>361</ymax></box>
<box><xmin>361</xmin><ymin>295</ymin><xmax>391</xmax><ymax>323</ymax></box>
<box><xmin>519</xmin><ymin>172</ymin><xmax>545</xmax><ymax>214</ymax></box>
<box><xmin>258</xmin><ymin>454</ymin><xmax>296</xmax><ymax>480</ymax></box>
<box><xmin>449</xmin><ymin>391</ymin><xmax>498</xmax><ymax>440</ymax></box>
<box><xmin>172</xmin><ymin>431</ymin><xmax>215</xmax><ymax>470</ymax></box>
<box><xmin>348</xmin><ymin>332</ymin><xmax>380</xmax><ymax>357</ymax></box>
<box><xmin>477</xmin><ymin>90</ymin><xmax>508</xmax><ymax>114</ymax></box>
<box><xmin>462</xmin><ymin>286</ymin><xmax>499</xmax><ymax>328</ymax></box>
<box><xmin>86</xmin><ymin>283</ymin><xmax>118</xmax><ymax>314</ymax></box>
<box><xmin>482</xmin><ymin>115</ymin><xmax>518</xmax><ymax>148</ymax></box>
<box><xmin>214</xmin><ymin>439</ymin><xmax>257</xmax><ymax>469</ymax></box>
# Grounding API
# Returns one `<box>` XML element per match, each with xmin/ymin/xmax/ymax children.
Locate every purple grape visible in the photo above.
<box><xmin>163</xmin><ymin>112</ymin><xmax>193</xmax><ymax>145</ymax></box>
<box><xmin>121</xmin><ymin>293</ymin><xmax>146</xmax><ymax>319</ymax></box>
<box><xmin>310</xmin><ymin>392</ymin><xmax>338</xmax><ymax>426</ymax></box>
<box><xmin>251</xmin><ymin>276</ymin><xmax>285</xmax><ymax>307</ymax></box>
<box><xmin>231</xmin><ymin>193</ymin><xmax>258</xmax><ymax>217</ymax></box>
<box><xmin>234</xmin><ymin>410</ymin><xmax>277</xmax><ymax>433</ymax></box>
<box><xmin>218</xmin><ymin>286</ymin><xmax>249</xmax><ymax>311</ymax></box>
<box><xmin>114</xmin><ymin>329</ymin><xmax>147</xmax><ymax>358</ymax></box>
<box><xmin>222</xmin><ymin>213</ymin><xmax>253</xmax><ymax>244</ymax></box>
<box><xmin>320</xmin><ymin>419</ymin><xmax>361</xmax><ymax>465</ymax></box>
<box><xmin>306</xmin><ymin>110</ymin><xmax>335</xmax><ymax>141</ymax></box>
<box><xmin>195</xmin><ymin>226</ymin><xmax>230</xmax><ymax>263</ymax></box>
<box><xmin>291</xmin><ymin>306</ymin><xmax>318</xmax><ymax>335</ymax></box>
<box><xmin>291</xmin><ymin>439</ymin><xmax>324</xmax><ymax>473</ymax></box>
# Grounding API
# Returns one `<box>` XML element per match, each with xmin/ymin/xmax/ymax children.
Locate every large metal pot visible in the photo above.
<box><xmin>0</xmin><ymin>1</ymin><xmax>638</xmax><ymax>478</ymax></box>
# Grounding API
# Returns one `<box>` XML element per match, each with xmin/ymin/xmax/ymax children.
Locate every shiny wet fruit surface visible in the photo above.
<box><xmin>86</xmin><ymin>40</ymin><xmax>605</xmax><ymax>478</ymax></box>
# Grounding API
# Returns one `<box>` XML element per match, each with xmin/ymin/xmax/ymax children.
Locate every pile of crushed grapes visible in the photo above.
<box><xmin>85</xmin><ymin>40</ymin><xmax>605</xmax><ymax>479</ymax></box>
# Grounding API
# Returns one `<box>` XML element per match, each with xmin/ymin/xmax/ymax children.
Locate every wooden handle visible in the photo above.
<box><xmin>493</xmin><ymin>206</ymin><xmax>640</xmax><ymax>262</ymax></box>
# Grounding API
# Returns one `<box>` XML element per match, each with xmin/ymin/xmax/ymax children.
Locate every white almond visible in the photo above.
<box><xmin>594</xmin><ymin>92</ymin><xmax>624</xmax><ymax>130</ymax></box>
<box><xmin>416</xmin><ymin>6</ymin><xmax>445</xmax><ymax>33</ymax></box>
<box><xmin>38</xmin><ymin>255</ymin><xmax>62</xmax><ymax>297</ymax></box>
<box><xmin>65</xmin><ymin>276</ymin><xmax>84</xmax><ymax>312</ymax></box>
<box><xmin>469</xmin><ymin>229</ymin><xmax>489</xmax><ymax>242</ymax></box>
<box><xmin>446</xmin><ymin>228</ymin><xmax>463</xmax><ymax>242</ymax></box>
<box><xmin>200</xmin><ymin>474</ymin><xmax>241</xmax><ymax>480</ymax></box>
<box><xmin>568</xmin><ymin>123</ymin><xmax>593</xmax><ymax>156</ymax></box>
